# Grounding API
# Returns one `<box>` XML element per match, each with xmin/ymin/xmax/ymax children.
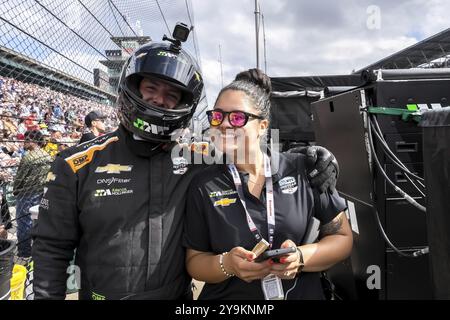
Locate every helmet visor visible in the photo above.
<box><xmin>126</xmin><ymin>48</ymin><xmax>200</xmax><ymax>94</ymax></box>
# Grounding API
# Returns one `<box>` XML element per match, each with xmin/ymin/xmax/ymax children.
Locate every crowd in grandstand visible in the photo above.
<box><xmin>0</xmin><ymin>76</ymin><xmax>117</xmax><ymax>175</ymax></box>
<box><xmin>0</xmin><ymin>75</ymin><xmax>118</xmax><ymax>242</ymax></box>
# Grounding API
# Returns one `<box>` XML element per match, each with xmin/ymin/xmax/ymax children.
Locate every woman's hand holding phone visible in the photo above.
<box><xmin>268</xmin><ymin>240</ymin><xmax>303</xmax><ymax>279</ymax></box>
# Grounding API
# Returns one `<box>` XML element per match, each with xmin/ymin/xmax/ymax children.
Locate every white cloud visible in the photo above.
<box><xmin>191</xmin><ymin>0</ymin><xmax>450</xmax><ymax>103</ymax></box>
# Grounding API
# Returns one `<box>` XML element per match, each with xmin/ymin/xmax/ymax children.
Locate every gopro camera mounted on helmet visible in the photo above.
<box><xmin>163</xmin><ymin>22</ymin><xmax>192</xmax><ymax>51</ymax></box>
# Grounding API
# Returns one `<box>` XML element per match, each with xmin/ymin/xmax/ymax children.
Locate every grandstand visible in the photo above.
<box><xmin>0</xmin><ymin>46</ymin><xmax>115</xmax><ymax>103</ymax></box>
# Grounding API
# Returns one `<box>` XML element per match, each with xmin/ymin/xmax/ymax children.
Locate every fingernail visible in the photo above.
<box><xmin>280</xmin><ymin>258</ymin><xmax>286</xmax><ymax>264</ymax></box>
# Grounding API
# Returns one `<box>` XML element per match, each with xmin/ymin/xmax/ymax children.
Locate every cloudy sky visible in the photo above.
<box><xmin>1</xmin><ymin>0</ymin><xmax>448</xmax><ymax>106</ymax></box>
<box><xmin>190</xmin><ymin>0</ymin><xmax>450</xmax><ymax>103</ymax></box>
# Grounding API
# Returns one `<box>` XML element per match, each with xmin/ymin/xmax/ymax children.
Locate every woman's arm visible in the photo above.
<box><xmin>186</xmin><ymin>247</ymin><xmax>272</xmax><ymax>284</ymax></box>
<box><xmin>301</xmin><ymin>211</ymin><xmax>353</xmax><ymax>271</ymax></box>
<box><xmin>270</xmin><ymin>212</ymin><xmax>353</xmax><ymax>278</ymax></box>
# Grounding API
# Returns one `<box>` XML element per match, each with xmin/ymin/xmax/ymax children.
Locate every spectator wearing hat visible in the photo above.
<box><xmin>79</xmin><ymin>111</ymin><xmax>107</xmax><ymax>144</ymax></box>
<box><xmin>13</xmin><ymin>130</ymin><xmax>52</xmax><ymax>258</ymax></box>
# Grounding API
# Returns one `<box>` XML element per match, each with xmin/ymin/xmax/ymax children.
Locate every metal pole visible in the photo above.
<box><xmin>255</xmin><ymin>0</ymin><xmax>260</xmax><ymax>69</ymax></box>
<box><xmin>262</xmin><ymin>12</ymin><xmax>267</xmax><ymax>73</ymax></box>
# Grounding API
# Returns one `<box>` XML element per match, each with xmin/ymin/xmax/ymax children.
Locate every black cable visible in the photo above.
<box><xmin>371</xmin><ymin>116</ymin><xmax>426</xmax><ymax>191</ymax></box>
<box><xmin>108</xmin><ymin>0</ymin><xmax>139</xmax><ymax>37</ymax></box>
<box><xmin>108</xmin><ymin>0</ymin><xmax>125</xmax><ymax>37</ymax></box>
<box><xmin>366</xmin><ymin>116</ymin><xmax>428</xmax><ymax>258</ymax></box>
<box><xmin>371</xmin><ymin>115</ymin><xmax>425</xmax><ymax>182</ymax></box>
<box><xmin>0</xmin><ymin>114</ymin><xmax>114</xmax><ymax>128</ymax></box>
<box><xmin>368</xmin><ymin>117</ymin><xmax>426</xmax><ymax>212</ymax></box>
<box><xmin>32</xmin><ymin>0</ymin><xmax>111</xmax><ymax>86</ymax></box>
<box><xmin>0</xmin><ymin>16</ymin><xmax>94</xmax><ymax>76</ymax></box>
<box><xmin>0</xmin><ymin>139</ymin><xmax>83</xmax><ymax>145</ymax></box>
<box><xmin>371</xmin><ymin>202</ymin><xmax>427</xmax><ymax>258</ymax></box>
<box><xmin>155</xmin><ymin>0</ymin><xmax>171</xmax><ymax>35</ymax></box>
<box><xmin>77</xmin><ymin>0</ymin><xmax>115</xmax><ymax>38</ymax></box>
<box><xmin>371</xmin><ymin>126</ymin><xmax>426</xmax><ymax>196</ymax></box>
<box><xmin>33</xmin><ymin>0</ymin><xmax>109</xmax><ymax>61</ymax></box>
<box><xmin>403</xmin><ymin>172</ymin><xmax>426</xmax><ymax>197</ymax></box>
<box><xmin>368</xmin><ymin>117</ymin><xmax>426</xmax><ymax>196</ymax></box>
<box><xmin>184</xmin><ymin>0</ymin><xmax>201</xmax><ymax>64</ymax></box>
<box><xmin>371</xmin><ymin>123</ymin><xmax>426</xmax><ymax>191</ymax></box>
<box><xmin>0</xmin><ymin>165</ymin><xmax>18</xmax><ymax>169</ymax></box>
<box><xmin>405</xmin><ymin>172</ymin><xmax>426</xmax><ymax>198</ymax></box>
<box><xmin>370</xmin><ymin>115</ymin><xmax>416</xmax><ymax>172</ymax></box>
<box><xmin>404</xmin><ymin>170</ymin><xmax>425</xmax><ymax>189</ymax></box>
<box><xmin>77</xmin><ymin>0</ymin><xmax>144</xmax><ymax>53</ymax></box>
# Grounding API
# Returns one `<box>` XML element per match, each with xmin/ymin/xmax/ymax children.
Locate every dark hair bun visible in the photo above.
<box><xmin>234</xmin><ymin>68</ymin><xmax>272</xmax><ymax>94</ymax></box>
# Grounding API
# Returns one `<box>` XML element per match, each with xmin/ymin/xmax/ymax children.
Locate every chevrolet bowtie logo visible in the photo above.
<box><xmin>95</xmin><ymin>164</ymin><xmax>133</xmax><ymax>174</ymax></box>
<box><xmin>213</xmin><ymin>198</ymin><xmax>237</xmax><ymax>207</ymax></box>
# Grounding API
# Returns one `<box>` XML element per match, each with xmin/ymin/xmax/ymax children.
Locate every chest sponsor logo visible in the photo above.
<box><xmin>278</xmin><ymin>176</ymin><xmax>298</xmax><ymax>194</ymax></box>
<box><xmin>96</xmin><ymin>177</ymin><xmax>131</xmax><ymax>186</ymax></box>
<box><xmin>95</xmin><ymin>164</ymin><xmax>133</xmax><ymax>174</ymax></box>
<box><xmin>94</xmin><ymin>188</ymin><xmax>134</xmax><ymax>197</ymax></box>
<box><xmin>172</xmin><ymin>157</ymin><xmax>188</xmax><ymax>175</ymax></box>
<box><xmin>213</xmin><ymin>198</ymin><xmax>237</xmax><ymax>207</ymax></box>
<box><xmin>209</xmin><ymin>190</ymin><xmax>238</xmax><ymax>198</ymax></box>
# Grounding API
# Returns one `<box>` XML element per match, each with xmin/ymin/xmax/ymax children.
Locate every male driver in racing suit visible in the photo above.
<box><xmin>32</xmin><ymin>36</ymin><xmax>339</xmax><ymax>299</ymax></box>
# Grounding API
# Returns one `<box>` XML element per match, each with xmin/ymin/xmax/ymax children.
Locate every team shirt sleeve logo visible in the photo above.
<box><xmin>278</xmin><ymin>176</ymin><xmax>298</xmax><ymax>194</ymax></box>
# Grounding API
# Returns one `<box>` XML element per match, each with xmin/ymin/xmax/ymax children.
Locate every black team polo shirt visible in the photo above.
<box><xmin>183</xmin><ymin>152</ymin><xmax>347</xmax><ymax>300</ymax></box>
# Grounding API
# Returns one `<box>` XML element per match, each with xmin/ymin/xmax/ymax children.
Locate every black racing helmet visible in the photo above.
<box><xmin>117</xmin><ymin>41</ymin><xmax>203</xmax><ymax>142</ymax></box>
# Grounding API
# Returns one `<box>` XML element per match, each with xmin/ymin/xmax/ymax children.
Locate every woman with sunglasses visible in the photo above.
<box><xmin>183</xmin><ymin>69</ymin><xmax>353</xmax><ymax>300</ymax></box>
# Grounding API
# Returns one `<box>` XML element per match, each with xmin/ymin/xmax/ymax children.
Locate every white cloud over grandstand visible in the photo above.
<box><xmin>191</xmin><ymin>0</ymin><xmax>450</xmax><ymax>102</ymax></box>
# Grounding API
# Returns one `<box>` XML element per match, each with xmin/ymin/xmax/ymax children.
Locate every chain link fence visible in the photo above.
<box><xmin>0</xmin><ymin>0</ymin><xmax>202</xmax><ymax>300</ymax></box>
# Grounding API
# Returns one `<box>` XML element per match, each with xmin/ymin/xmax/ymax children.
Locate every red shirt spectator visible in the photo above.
<box><xmin>25</xmin><ymin>111</ymin><xmax>40</xmax><ymax>131</ymax></box>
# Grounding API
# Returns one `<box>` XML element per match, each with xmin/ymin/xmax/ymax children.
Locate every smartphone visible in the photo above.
<box><xmin>254</xmin><ymin>247</ymin><xmax>297</xmax><ymax>263</ymax></box>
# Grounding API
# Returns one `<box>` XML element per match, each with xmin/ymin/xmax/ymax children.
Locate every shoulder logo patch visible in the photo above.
<box><xmin>65</xmin><ymin>137</ymin><xmax>119</xmax><ymax>173</ymax></box>
<box><xmin>278</xmin><ymin>176</ymin><xmax>298</xmax><ymax>194</ymax></box>
<box><xmin>172</xmin><ymin>157</ymin><xmax>189</xmax><ymax>175</ymax></box>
